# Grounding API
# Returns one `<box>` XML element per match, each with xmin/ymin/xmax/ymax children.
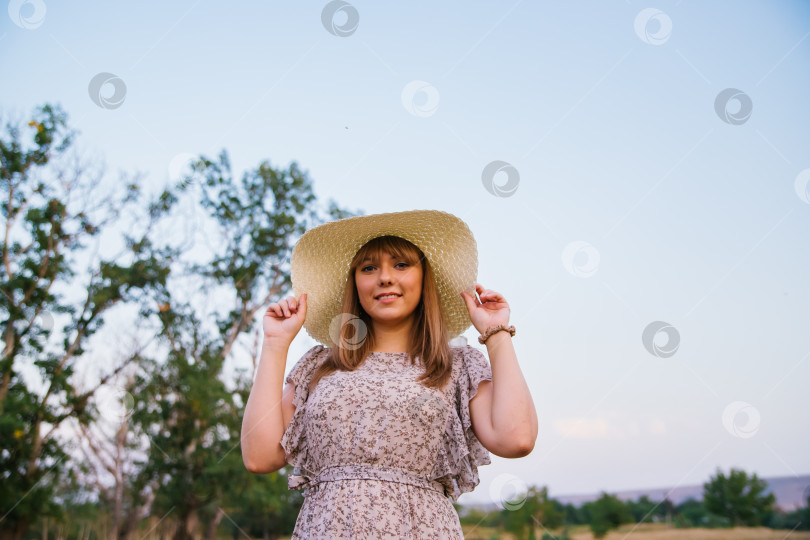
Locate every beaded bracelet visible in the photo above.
<box><xmin>478</xmin><ymin>324</ymin><xmax>516</xmax><ymax>344</ymax></box>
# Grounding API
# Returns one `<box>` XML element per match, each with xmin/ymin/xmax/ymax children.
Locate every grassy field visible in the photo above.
<box><xmin>461</xmin><ymin>523</ymin><xmax>810</xmax><ymax>539</ymax></box>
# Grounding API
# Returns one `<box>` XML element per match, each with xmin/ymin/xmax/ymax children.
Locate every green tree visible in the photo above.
<box><xmin>0</xmin><ymin>103</ymin><xmax>176</xmax><ymax>539</ymax></box>
<box><xmin>675</xmin><ymin>497</ymin><xmax>708</xmax><ymax>528</ymax></box>
<box><xmin>458</xmin><ymin>506</ymin><xmax>502</xmax><ymax>529</ymax></box>
<box><xmin>702</xmin><ymin>467</ymin><xmax>776</xmax><ymax>527</ymax></box>
<box><xmin>561</xmin><ymin>502</ymin><xmax>585</xmax><ymax>525</ymax></box>
<box><xmin>500</xmin><ymin>485</ymin><xmax>563</xmax><ymax>540</ymax></box>
<box><xmin>74</xmin><ymin>371</ymin><xmax>160</xmax><ymax>540</ymax></box>
<box><xmin>764</xmin><ymin>490</ymin><xmax>810</xmax><ymax>531</ymax></box>
<box><xmin>129</xmin><ymin>149</ymin><xmax>355</xmax><ymax>539</ymax></box>
<box><xmin>222</xmin><ymin>466</ymin><xmax>302</xmax><ymax>539</ymax></box>
<box><xmin>582</xmin><ymin>492</ymin><xmax>633</xmax><ymax>539</ymax></box>
<box><xmin>626</xmin><ymin>494</ymin><xmax>666</xmax><ymax>523</ymax></box>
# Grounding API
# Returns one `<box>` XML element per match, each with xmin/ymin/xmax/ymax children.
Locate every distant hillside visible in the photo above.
<box><xmin>462</xmin><ymin>475</ymin><xmax>810</xmax><ymax>513</ymax></box>
<box><xmin>553</xmin><ymin>475</ymin><xmax>810</xmax><ymax>512</ymax></box>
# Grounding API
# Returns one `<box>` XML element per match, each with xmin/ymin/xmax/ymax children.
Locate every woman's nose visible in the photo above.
<box><xmin>378</xmin><ymin>264</ymin><xmax>393</xmax><ymax>284</ymax></box>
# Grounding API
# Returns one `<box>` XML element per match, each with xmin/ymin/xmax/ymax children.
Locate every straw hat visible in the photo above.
<box><xmin>290</xmin><ymin>209</ymin><xmax>478</xmax><ymax>346</ymax></box>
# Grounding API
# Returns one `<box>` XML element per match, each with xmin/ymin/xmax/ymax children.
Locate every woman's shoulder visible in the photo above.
<box><xmin>450</xmin><ymin>343</ymin><xmax>491</xmax><ymax>376</ymax></box>
<box><xmin>450</xmin><ymin>344</ymin><xmax>492</xmax><ymax>401</ymax></box>
<box><xmin>305</xmin><ymin>343</ymin><xmax>329</xmax><ymax>357</ymax></box>
<box><xmin>286</xmin><ymin>344</ymin><xmax>330</xmax><ymax>386</ymax></box>
<box><xmin>451</xmin><ymin>343</ymin><xmax>489</xmax><ymax>363</ymax></box>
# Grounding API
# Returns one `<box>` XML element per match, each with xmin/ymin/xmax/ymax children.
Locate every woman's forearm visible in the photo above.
<box><xmin>485</xmin><ymin>332</ymin><xmax>538</xmax><ymax>453</ymax></box>
<box><xmin>241</xmin><ymin>339</ymin><xmax>290</xmax><ymax>472</ymax></box>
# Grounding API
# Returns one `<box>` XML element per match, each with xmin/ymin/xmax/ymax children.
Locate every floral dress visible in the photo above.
<box><xmin>280</xmin><ymin>343</ymin><xmax>493</xmax><ymax>539</ymax></box>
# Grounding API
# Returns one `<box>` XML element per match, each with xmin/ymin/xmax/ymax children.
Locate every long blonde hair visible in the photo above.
<box><xmin>308</xmin><ymin>235</ymin><xmax>454</xmax><ymax>391</ymax></box>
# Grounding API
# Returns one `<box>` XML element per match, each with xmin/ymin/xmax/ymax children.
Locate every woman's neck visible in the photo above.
<box><xmin>369</xmin><ymin>322</ymin><xmax>412</xmax><ymax>353</ymax></box>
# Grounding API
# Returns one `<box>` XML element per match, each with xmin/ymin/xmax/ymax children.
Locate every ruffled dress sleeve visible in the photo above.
<box><xmin>279</xmin><ymin>344</ymin><xmax>327</xmax><ymax>491</ymax></box>
<box><xmin>431</xmin><ymin>344</ymin><xmax>493</xmax><ymax>502</ymax></box>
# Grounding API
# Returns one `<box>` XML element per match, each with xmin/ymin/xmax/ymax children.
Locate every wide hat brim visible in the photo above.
<box><xmin>290</xmin><ymin>209</ymin><xmax>478</xmax><ymax>347</ymax></box>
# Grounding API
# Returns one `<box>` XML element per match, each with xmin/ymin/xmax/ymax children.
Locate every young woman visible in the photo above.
<box><xmin>241</xmin><ymin>209</ymin><xmax>537</xmax><ymax>538</ymax></box>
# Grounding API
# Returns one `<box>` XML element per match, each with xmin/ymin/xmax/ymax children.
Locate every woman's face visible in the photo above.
<box><xmin>354</xmin><ymin>250</ymin><xmax>423</xmax><ymax>328</ymax></box>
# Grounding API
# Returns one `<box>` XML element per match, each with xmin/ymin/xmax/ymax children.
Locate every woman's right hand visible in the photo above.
<box><xmin>263</xmin><ymin>293</ymin><xmax>307</xmax><ymax>346</ymax></box>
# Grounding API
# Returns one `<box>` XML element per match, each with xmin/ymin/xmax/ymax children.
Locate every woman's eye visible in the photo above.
<box><xmin>396</xmin><ymin>262</ymin><xmax>409</xmax><ymax>269</ymax></box>
<box><xmin>361</xmin><ymin>265</ymin><xmax>374</xmax><ymax>272</ymax></box>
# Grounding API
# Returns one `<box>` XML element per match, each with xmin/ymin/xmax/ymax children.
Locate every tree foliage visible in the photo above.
<box><xmin>495</xmin><ymin>485</ymin><xmax>563</xmax><ymax>540</ymax></box>
<box><xmin>625</xmin><ymin>494</ymin><xmax>667</xmax><ymax>523</ymax></box>
<box><xmin>703</xmin><ymin>467</ymin><xmax>776</xmax><ymax>527</ymax></box>
<box><xmin>581</xmin><ymin>492</ymin><xmax>633</xmax><ymax>538</ymax></box>
<box><xmin>124</xmin><ymin>148</ymin><xmax>355</xmax><ymax>539</ymax></box>
<box><xmin>1</xmin><ymin>102</ymin><xmax>355</xmax><ymax>539</ymax></box>
<box><xmin>1</xmin><ymin>103</ymin><xmax>176</xmax><ymax>538</ymax></box>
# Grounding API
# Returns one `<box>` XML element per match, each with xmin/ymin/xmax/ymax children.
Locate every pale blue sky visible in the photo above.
<box><xmin>2</xmin><ymin>1</ymin><xmax>809</xmax><ymax>505</ymax></box>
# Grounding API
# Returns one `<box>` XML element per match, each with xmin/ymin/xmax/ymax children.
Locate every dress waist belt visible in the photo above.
<box><xmin>289</xmin><ymin>464</ymin><xmax>447</xmax><ymax>497</ymax></box>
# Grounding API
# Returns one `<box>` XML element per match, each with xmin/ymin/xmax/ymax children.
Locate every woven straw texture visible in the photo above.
<box><xmin>290</xmin><ymin>210</ymin><xmax>478</xmax><ymax>346</ymax></box>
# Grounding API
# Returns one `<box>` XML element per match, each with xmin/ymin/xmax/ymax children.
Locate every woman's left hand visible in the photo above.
<box><xmin>461</xmin><ymin>283</ymin><xmax>511</xmax><ymax>334</ymax></box>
